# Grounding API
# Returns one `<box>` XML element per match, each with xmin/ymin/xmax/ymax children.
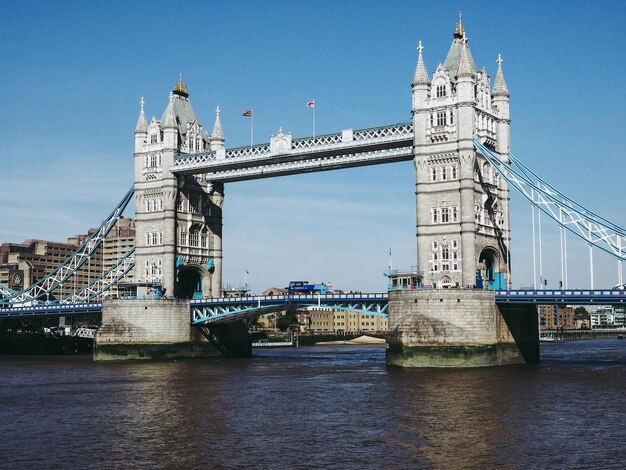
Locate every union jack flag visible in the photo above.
<box><xmin>242</xmin><ymin>110</ymin><xmax>253</xmax><ymax>117</ymax></box>
<box><xmin>306</xmin><ymin>100</ymin><xmax>315</xmax><ymax>108</ymax></box>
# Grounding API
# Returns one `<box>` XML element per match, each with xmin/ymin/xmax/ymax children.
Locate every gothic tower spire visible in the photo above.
<box><xmin>135</xmin><ymin>97</ymin><xmax>148</xmax><ymax>133</ymax></box>
<box><xmin>210</xmin><ymin>106</ymin><xmax>225</xmax><ymax>150</ymax></box>
<box><xmin>412</xmin><ymin>41</ymin><xmax>430</xmax><ymax>86</ymax></box>
<box><xmin>457</xmin><ymin>37</ymin><xmax>474</xmax><ymax>79</ymax></box>
<box><xmin>492</xmin><ymin>54</ymin><xmax>510</xmax><ymax>97</ymax></box>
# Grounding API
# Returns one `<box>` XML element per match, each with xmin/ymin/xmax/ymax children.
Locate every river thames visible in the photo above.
<box><xmin>1</xmin><ymin>340</ymin><xmax>624</xmax><ymax>469</ymax></box>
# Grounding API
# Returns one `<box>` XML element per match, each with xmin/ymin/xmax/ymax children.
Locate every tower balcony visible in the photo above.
<box><xmin>426</xmin><ymin>125</ymin><xmax>457</xmax><ymax>143</ymax></box>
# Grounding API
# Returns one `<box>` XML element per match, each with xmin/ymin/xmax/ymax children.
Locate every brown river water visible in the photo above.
<box><xmin>1</xmin><ymin>340</ymin><xmax>624</xmax><ymax>469</ymax></box>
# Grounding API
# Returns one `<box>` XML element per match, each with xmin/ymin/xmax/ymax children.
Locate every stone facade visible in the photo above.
<box><xmin>387</xmin><ymin>289</ymin><xmax>537</xmax><ymax>367</ymax></box>
<box><xmin>412</xmin><ymin>17</ymin><xmax>511</xmax><ymax>289</ymax></box>
<box><xmin>133</xmin><ymin>76</ymin><xmax>225</xmax><ymax>299</ymax></box>
<box><xmin>94</xmin><ymin>299</ymin><xmax>217</xmax><ymax>360</ymax></box>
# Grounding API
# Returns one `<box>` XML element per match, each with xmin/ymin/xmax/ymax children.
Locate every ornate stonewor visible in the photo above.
<box><xmin>387</xmin><ymin>16</ymin><xmax>538</xmax><ymax>367</ymax></box>
<box><xmin>95</xmin><ymin>75</ymin><xmax>232</xmax><ymax>361</ymax></box>
<box><xmin>412</xmin><ymin>15</ymin><xmax>511</xmax><ymax>289</ymax></box>
<box><xmin>133</xmin><ymin>74</ymin><xmax>224</xmax><ymax>299</ymax></box>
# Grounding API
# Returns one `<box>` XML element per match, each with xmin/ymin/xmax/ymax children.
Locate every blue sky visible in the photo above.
<box><xmin>1</xmin><ymin>0</ymin><xmax>624</xmax><ymax>292</ymax></box>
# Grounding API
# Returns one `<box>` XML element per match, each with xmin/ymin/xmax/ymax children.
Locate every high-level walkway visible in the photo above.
<box><xmin>172</xmin><ymin>122</ymin><xmax>413</xmax><ymax>181</ymax></box>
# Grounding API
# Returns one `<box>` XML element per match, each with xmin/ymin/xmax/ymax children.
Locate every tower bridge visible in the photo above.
<box><xmin>2</xmin><ymin>16</ymin><xmax>625</xmax><ymax>365</ymax></box>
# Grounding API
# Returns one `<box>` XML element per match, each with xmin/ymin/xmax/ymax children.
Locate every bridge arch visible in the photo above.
<box><xmin>479</xmin><ymin>246</ymin><xmax>506</xmax><ymax>290</ymax></box>
<box><xmin>176</xmin><ymin>264</ymin><xmax>209</xmax><ymax>299</ymax></box>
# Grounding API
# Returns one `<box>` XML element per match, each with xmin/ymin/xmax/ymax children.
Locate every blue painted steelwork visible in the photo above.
<box><xmin>59</xmin><ymin>248</ymin><xmax>135</xmax><ymax>303</ymax></box>
<box><xmin>191</xmin><ymin>293</ymin><xmax>389</xmax><ymax>325</ymax></box>
<box><xmin>473</xmin><ymin>138</ymin><xmax>626</xmax><ymax>262</ymax></box>
<box><xmin>0</xmin><ymin>302</ymin><xmax>102</xmax><ymax>318</ymax></box>
<box><xmin>495</xmin><ymin>289</ymin><xmax>625</xmax><ymax>304</ymax></box>
<box><xmin>1</xmin><ymin>186</ymin><xmax>135</xmax><ymax>305</ymax></box>
<box><xmin>1</xmin><ymin>289</ymin><xmax>623</xmax><ymax>321</ymax></box>
<box><xmin>0</xmin><ymin>284</ymin><xmax>19</xmax><ymax>299</ymax></box>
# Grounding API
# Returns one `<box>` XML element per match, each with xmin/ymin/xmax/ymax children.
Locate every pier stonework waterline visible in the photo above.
<box><xmin>386</xmin><ymin>290</ymin><xmax>538</xmax><ymax>367</ymax></box>
<box><xmin>94</xmin><ymin>299</ymin><xmax>219</xmax><ymax>360</ymax></box>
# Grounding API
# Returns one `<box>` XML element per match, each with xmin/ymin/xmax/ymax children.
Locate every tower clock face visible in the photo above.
<box><xmin>12</xmin><ymin>273</ymin><xmax>22</xmax><ymax>287</ymax></box>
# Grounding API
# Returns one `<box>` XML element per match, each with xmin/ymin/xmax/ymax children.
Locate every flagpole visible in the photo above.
<box><xmin>250</xmin><ymin>113</ymin><xmax>254</xmax><ymax>149</ymax></box>
<box><xmin>313</xmin><ymin>105</ymin><xmax>316</xmax><ymax>138</ymax></box>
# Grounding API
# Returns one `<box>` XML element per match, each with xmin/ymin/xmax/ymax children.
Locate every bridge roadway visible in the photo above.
<box><xmin>171</xmin><ymin>122</ymin><xmax>414</xmax><ymax>181</ymax></box>
<box><xmin>0</xmin><ymin>290</ymin><xmax>623</xmax><ymax>320</ymax></box>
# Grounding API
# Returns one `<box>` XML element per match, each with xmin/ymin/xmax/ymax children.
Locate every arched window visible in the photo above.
<box><xmin>432</xmin><ymin>168</ymin><xmax>437</xmax><ymax>182</ymax></box>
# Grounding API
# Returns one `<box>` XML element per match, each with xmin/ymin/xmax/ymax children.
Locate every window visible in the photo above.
<box><xmin>190</xmin><ymin>231</ymin><xmax>199</xmax><ymax>247</ymax></box>
<box><xmin>436</xmin><ymin>84</ymin><xmax>446</xmax><ymax>98</ymax></box>
<box><xmin>452</xmin><ymin>206</ymin><xmax>458</xmax><ymax>222</ymax></box>
<box><xmin>452</xmin><ymin>239</ymin><xmax>458</xmax><ymax>249</ymax></box>
<box><xmin>190</xmin><ymin>197</ymin><xmax>202</xmax><ymax>214</ymax></box>
<box><xmin>452</xmin><ymin>166</ymin><xmax>457</xmax><ymax>179</ymax></box>
<box><xmin>432</xmin><ymin>168</ymin><xmax>437</xmax><ymax>182</ymax></box>
<box><xmin>437</xmin><ymin>111</ymin><xmax>446</xmax><ymax>127</ymax></box>
<box><xmin>449</xmin><ymin>110</ymin><xmax>454</xmax><ymax>125</ymax></box>
<box><xmin>180</xmin><ymin>231</ymin><xmax>187</xmax><ymax>245</ymax></box>
<box><xmin>483</xmin><ymin>162</ymin><xmax>491</xmax><ymax>184</ymax></box>
<box><xmin>432</xmin><ymin>209</ymin><xmax>438</xmax><ymax>224</ymax></box>
<box><xmin>150</xmin><ymin>133</ymin><xmax>157</xmax><ymax>144</ymax></box>
<box><xmin>432</xmin><ymin>241</ymin><xmax>438</xmax><ymax>250</ymax></box>
<box><xmin>442</xmin><ymin>167</ymin><xmax>447</xmax><ymax>180</ymax></box>
<box><xmin>441</xmin><ymin>207</ymin><xmax>449</xmax><ymax>223</ymax></box>
<box><xmin>430</xmin><ymin>113</ymin><xmax>434</xmax><ymax>127</ymax></box>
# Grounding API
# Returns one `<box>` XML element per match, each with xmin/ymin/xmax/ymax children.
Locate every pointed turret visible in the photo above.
<box><xmin>134</xmin><ymin>97</ymin><xmax>148</xmax><ymax>152</ymax></box>
<box><xmin>492</xmin><ymin>54</ymin><xmax>510</xmax><ymax>97</ymax></box>
<box><xmin>412</xmin><ymin>41</ymin><xmax>430</xmax><ymax>86</ymax></box>
<box><xmin>135</xmin><ymin>97</ymin><xmax>148</xmax><ymax>133</ymax></box>
<box><xmin>163</xmin><ymin>92</ymin><xmax>178</xmax><ymax>148</ymax></box>
<box><xmin>492</xmin><ymin>54</ymin><xmax>510</xmax><ymax>156</ymax></box>
<box><xmin>457</xmin><ymin>38</ymin><xmax>474</xmax><ymax>79</ymax></box>
<box><xmin>163</xmin><ymin>93</ymin><xmax>177</xmax><ymax>129</ymax></box>
<box><xmin>210</xmin><ymin>106</ymin><xmax>225</xmax><ymax>151</ymax></box>
<box><xmin>412</xmin><ymin>41</ymin><xmax>430</xmax><ymax>111</ymax></box>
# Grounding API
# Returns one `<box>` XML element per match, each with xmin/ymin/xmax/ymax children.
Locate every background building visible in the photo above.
<box><xmin>0</xmin><ymin>218</ymin><xmax>135</xmax><ymax>301</ymax></box>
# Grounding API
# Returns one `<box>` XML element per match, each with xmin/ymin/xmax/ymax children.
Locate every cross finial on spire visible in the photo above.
<box><xmin>216</xmin><ymin>105</ymin><xmax>220</xmax><ymax>116</ymax></box>
<box><xmin>454</xmin><ymin>11</ymin><xmax>465</xmax><ymax>38</ymax></box>
<box><xmin>497</xmin><ymin>53</ymin><xmax>503</xmax><ymax>67</ymax></box>
<box><xmin>417</xmin><ymin>40</ymin><xmax>423</xmax><ymax>54</ymax></box>
<box><xmin>140</xmin><ymin>97</ymin><xmax>145</xmax><ymax>109</ymax></box>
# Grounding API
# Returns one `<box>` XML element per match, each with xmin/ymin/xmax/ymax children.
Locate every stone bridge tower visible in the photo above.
<box><xmin>412</xmin><ymin>16</ymin><xmax>511</xmax><ymax>289</ymax></box>
<box><xmin>133</xmin><ymin>75</ymin><xmax>224</xmax><ymax>298</ymax></box>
